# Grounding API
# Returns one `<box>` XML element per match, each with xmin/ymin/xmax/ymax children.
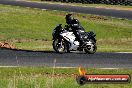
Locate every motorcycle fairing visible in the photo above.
<box><xmin>60</xmin><ymin>32</ymin><xmax>79</xmax><ymax>50</ymax></box>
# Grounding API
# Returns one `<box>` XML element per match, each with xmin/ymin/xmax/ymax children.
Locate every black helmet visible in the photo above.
<box><xmin>72</xmin><ymin>19</ymin><xmax>79</xmax><ymax>24</ymax></box>
<box><xmin>65</xmin><ymin>14</ymin><xmax>74</xmax><ymax>24</ymax></box>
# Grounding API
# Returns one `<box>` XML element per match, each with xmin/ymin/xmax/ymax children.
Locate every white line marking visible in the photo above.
<box><xmin>0</xmin><ymin>66</ymin><xmax>131</xmax><ymax>69</ymax></box>
<box><xmin>116</xmin><ymin>52</ymin><xmax>132</xmax><ymax>53</ymax></box>
<box><xmin>52</xmin><ymin>67</ymin><xmax>77</xmax><ymax>68</ymax></box>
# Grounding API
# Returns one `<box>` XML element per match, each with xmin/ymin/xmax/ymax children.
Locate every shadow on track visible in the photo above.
<box><xmin>0</xmin><ymin>47</ymin><xmax>90</xmax><ymax>54</ymax></box>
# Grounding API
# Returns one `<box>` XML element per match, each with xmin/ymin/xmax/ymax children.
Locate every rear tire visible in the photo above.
<box><xmin>84</xmin><ymin>39</ymin><xmax>97</xmax><ymax>54</ymax></box>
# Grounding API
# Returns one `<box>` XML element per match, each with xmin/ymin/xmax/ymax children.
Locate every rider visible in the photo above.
<box><xmin>65</xmin><ymin>14</ymin><xmax>85</xmax><ymax>50</ymax></box>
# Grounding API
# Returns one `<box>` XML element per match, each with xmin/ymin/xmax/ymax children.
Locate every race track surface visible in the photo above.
<box><xmin>0</xmin><ymin>0</ymin><xmax>132</xmax><ymax>20</ymax></box>
<box><xmin>0</xmin><ymin>49</ymin><xmax>132</xmax><ymax>68</ymax></box>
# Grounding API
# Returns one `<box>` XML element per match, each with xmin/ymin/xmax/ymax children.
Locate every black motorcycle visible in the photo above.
<box><xmin>52</xmin><ymin>24</ymin><xmax>97</xmax><ymax>54</ymax></box>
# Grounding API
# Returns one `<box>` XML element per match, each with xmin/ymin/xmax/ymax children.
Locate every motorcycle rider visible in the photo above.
<box><xmin>65</xmin><ymin>14</ymin><xmax>85</xmax><ymax>50</ymax></box>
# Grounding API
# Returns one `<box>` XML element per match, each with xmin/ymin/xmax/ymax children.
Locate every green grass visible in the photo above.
<box><xmin>0</xmin><ymin>67</ymin><xmax>132</xmax><ymax>88</ymax></box>
<box><xmin>0</xmin><ymin>5</ymin><xmax>132</xmax><ymax>52</ymax></box>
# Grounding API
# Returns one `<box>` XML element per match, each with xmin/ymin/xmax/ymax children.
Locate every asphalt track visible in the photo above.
<box><xmin>0</xmin><ymin>0</ymin><xmax>132</xmax><ymax>20</ymax></box>
<box><xmin>0</xmin><ymin>48</ymin><xmax>132</xmax><ymax>68</ymax></box>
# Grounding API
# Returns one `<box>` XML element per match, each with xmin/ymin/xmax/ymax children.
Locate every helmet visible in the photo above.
<box><xmin>65</xmin><ymin>14</ymin><xmax>74</xmax><ymax>24</ymax></box>
<box><xmin>72</xmin><ymin>19</ymin><xmax>79</xmax><ymax>24</ymax></box>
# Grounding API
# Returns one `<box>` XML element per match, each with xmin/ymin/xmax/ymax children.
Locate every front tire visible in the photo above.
<box><xmin>53</xmin><ymin>39</ymin><xmax>68</xmax><ymax>53</ymax></box>
<box><xmin>84</xmin><ymin>39</ymin><xmax>97</xmax><ymax>54</ymax></box>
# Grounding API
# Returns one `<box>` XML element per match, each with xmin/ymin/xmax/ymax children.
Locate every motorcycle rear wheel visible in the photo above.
<box><xmin>84</xmin><ymin>39</ymin><xmax>97</xmax><ymax>54</ymax></box>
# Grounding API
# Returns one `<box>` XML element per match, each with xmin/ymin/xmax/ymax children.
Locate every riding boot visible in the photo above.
<box><xmin>78</xmin><ymin>41</ymin><xmax>83</xmax><ymax>51</ymax></box>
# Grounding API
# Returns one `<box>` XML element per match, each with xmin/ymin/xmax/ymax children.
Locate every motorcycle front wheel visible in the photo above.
<box><xmin>53</xmin><ymin>39</ymin><xmax>68</xmax><ymax>53</ymax></box>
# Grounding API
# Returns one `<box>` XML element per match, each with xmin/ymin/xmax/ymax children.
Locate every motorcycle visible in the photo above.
<box><xmin>52</xmin><ymin>24</ymin><xmax>97</xmax><ymax>54</ymax></box>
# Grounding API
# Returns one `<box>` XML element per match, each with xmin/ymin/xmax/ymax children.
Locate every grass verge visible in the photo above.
<box><xmin>0</xmin><ymin>67</ymin><xmax>132</xmax><ymax>88</ymax></box>
<box><xmin>0</xmin><ymin>5</ymin><xmax>132</xmax><ymax>52</ymax></box>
